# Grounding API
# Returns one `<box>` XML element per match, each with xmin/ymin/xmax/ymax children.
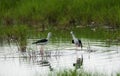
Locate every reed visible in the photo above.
<box><xmin>0</xmin><ymin>25</ymin><xmax>32</xmax><ymax>51</ymax></box>
<box><xmin>48</xmin><ymin>69</ymin><xmax>105</xmax><ymax>76</ymax></box>
<box><xmin>0</xmin><ymin>0</ymin><xmax>120</xmax><ymax>27</ymax></box>
<box><xmin>0</xmin><ymin>25</ymin><xmax>119</xmax><ymax>45</ymax></box>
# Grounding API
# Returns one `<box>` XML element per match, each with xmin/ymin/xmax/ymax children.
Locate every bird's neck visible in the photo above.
<box><xmin>47</xmin><ymin>35</ymin><xmax>50</xmax><ymax>40</ymax></box>
<box><xmin>71</xmin><ymin>34</ymin><xmax>76</xmax><ymax>40</ymax></box>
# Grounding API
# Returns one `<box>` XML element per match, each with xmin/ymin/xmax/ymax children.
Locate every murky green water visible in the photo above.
<box><xmin>0</xmin><ymin>38</ymin><xmax>120</xmax><ymax>76</ymax></box>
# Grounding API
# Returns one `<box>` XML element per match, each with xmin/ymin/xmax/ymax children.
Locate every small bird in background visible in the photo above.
<box><xmin>32</xmin><ymin>32</ymin><xmax>51</xmax><ymax>57</ymax></box>
<box><xmin>70</xmin><ymin>31</ymin><xmax>83</xmax><ymax>49</ymax></box>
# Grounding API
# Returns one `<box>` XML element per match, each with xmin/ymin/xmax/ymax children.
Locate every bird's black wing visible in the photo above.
<box><xmin>72</xmin><ymin>40</ymin><xmax>74</xmax><ymax>43</ymax></box>
<box><xmin>78</xmin><ymin>39</ymin><xmax>83</xmax><ymax>48</ymax></box>
<box><xmin>32</xmin><ymin>39</ymin><xmax>48</xmax><ymax>44</ymax></box>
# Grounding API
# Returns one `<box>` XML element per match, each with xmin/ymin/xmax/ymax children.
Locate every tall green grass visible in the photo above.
<box><xmin>49</xmin><ymin>69</ymin><xmax>120</xmax><ymax>76</ymax></box>
<box><xmin>0</xmin><ymin>25</ymin><xmax>119</xmax><ymax>43</ymax></box>
<box><xmin>0</xmin><ymin>0</ymin><xmax>120</xmax><ymax>27</ymax></box>
<box><xmin>48</xmin><ymin>69</ymin><xmax>106</xmax><ymax>76</ymax></box>
<box><xmin>0</xmin><ymin>25</ymin><xmax>31</xmax><ymax>51</ymax></box>
<box><xmin>0</xmin><ymin>25</ymin><xmax>119</xmax><ymax>51</ymax></box>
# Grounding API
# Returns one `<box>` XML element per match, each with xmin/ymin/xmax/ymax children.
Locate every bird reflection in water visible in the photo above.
<box><xmin>39</xmin><ymin>60</ymin><xmax>53</xmax><ymax>71</ymax></box>
<box><xmin>73</xmin><ymin>54</ymin><xmax>83</xmax><ymax>69</ymax></box>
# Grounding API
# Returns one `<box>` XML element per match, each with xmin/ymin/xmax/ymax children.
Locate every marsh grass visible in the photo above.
<box><xmin>0</xmin><ymin>0</ymin><xmax>120</xmax><ymax>45</ymax></box>
<box><xmin>48</xmin><ymin>69</ymin><xmax>106</xmax><ymax>76</ymax></box>
<box><xmin>0</xmin><ymin>25</ymin><xmax>119</xmax><ymax>45</ymax></box>
<box><xmin>0</xmin><ymin>0</ymin><xmax>120</xmax><ymax>27</ymax></box>
<box><xmin>0</xmin><ymin>25</ymin><xmax>32</xmax><ymax>51</ymax></box>
<box><xmin>0</xmin><ymin>24</ymin><xmax>119</xmax><ymax>52</ymax></box>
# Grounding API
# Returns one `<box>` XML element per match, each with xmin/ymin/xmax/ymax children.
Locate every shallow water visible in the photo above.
<box><xmin>0</xmin><ymin>39</ymin><xmax>120</xmax><ymax>76</ymax></box>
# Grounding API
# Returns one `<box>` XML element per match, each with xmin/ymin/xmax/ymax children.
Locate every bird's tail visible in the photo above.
<box><xmin>78</xmin><ymin>44</ymin><xmax>83</xmax><ymax>48</ymax></box>
<box><xmin>32</xmin><ymin>42</ymin><xmax>36</xmax><ymax>44</ymax></box>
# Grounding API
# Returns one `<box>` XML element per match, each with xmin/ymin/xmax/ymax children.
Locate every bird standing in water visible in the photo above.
<box><xmin>70</xmin><ymin>31</ymin><xmax>83</xmax><ymax>49</ymax></box>
<box><xmin>32</xmin><ymin>32</ymin><xmax>51</xmax><ymax>56</ymax></box>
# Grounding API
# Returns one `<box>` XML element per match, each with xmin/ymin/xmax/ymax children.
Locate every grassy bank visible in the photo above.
<box><xmin>0</xmin><ymin>0</ymin><xmax>120</xmax><ymax>28</ymax></box>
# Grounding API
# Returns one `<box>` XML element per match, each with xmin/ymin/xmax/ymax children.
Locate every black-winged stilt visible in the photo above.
<box><xmin>70</xmin><ymin>31</ymin><xmax>82</xmax><ymax>49</ymax></box>
<box><xmin>32</xmin><ymin>32</ymin><xmax>51</xmax><ymax>56</ymax></box>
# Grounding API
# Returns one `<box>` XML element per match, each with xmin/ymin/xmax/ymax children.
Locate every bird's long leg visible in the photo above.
<box><xmin>75</xmin><ymin>45</ymin><xmax>78</xmax><ymax>50</ymax></box>
<box><xmin>75</xmin><ymin>45</ymin><xmax>78</xmax><ymax>58</ymax></box>
<box><xmin>40</xmin><ymin>45</ymin><xmax>44</xmax><ymax>60</ymax></box>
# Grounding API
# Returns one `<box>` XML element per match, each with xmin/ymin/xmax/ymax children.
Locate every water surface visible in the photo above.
<box><xmin>0</xmin><ymin>39</ymin><xmax>120</xmax><ymax>76</ymax></box>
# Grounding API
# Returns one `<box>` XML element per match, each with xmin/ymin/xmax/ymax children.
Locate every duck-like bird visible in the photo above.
<box><xmin>70</xmin><ymin>31</ymin><xmax>82</xmax><ymax>49</ymax></box>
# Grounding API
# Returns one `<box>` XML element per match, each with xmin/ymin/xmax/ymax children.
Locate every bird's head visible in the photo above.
<box><xmin>48</xmin><ymin>32</ymin><xmax>51</xmax><ymax>35</ymax></box>
<box><xmin>48</xmin><ymin>32</ymin><xmax>51</xmax><ymax>37</ymax></box>
<box><xmin>70</xmin><ymin>31</ymin><xmax>73</xmax><ymax>34</ymax></box>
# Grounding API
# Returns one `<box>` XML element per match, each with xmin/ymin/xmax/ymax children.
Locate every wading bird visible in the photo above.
<box><xmin>32</xmin><ymin>32</ymin><xmax>51</xmax><ymax>56</ymax></box>
<box><xmin>70</xmin><ymin>31</ymin><xmax>83</xmax><ymax>49</ymax></box>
